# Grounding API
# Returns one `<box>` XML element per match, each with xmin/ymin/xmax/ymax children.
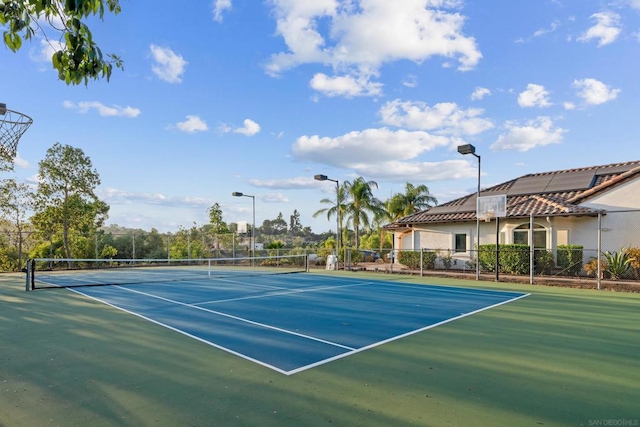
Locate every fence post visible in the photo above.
<box><xmin>597</xmin><ymin>212</ymin><xmax>602</xmax><ymax>290</ymax></box>
<box><xmin>495</xmin><ymin>218</ymin><xmax>500</xmax><ymax>282</ymax></box>
<box><xmin>530</xmin><ymin>213</ymin><xmax>534</xmax><ymax>285</ymax></box>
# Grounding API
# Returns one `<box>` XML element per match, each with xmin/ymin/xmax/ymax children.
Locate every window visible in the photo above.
<box><xmin>557</xmin><ymin>229</ymin><xmax>569</xmax><ymax>246</ymax></box>
<box><xmin>513</xmin><ymin>224</ymin><xmax>547</xmax><ymax>249</ymax></box>
<box><xmin>454</xmin><ymin>233</ymin><xmax>467</xmax><ymax>253</ymax></box>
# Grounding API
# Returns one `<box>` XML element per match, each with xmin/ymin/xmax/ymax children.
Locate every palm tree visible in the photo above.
<box><xmin>342</xmin><ymin>177</ymin><xmax>385</xmax><ymax>249</ymax></box>
<box><xmin>312</xmin><ymin>184</ymin><xmax>347</xmax><ymax>238</ymax></box>
<box><xmin>388</xmin><ymin>182</ymin><xmax>438</xmax><ymax>219</ymax></box>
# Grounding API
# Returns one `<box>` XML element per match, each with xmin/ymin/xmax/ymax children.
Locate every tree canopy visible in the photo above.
<box><xmin>1</xmin><ymin>0</ymin><xmax>123</xmax><ymax>85</ymax></box>
<box><xmin>31</xmin><ymin>142</ymin><xmax>109</xmax><ymax>258</ymax></box>
<box><xmin>342</xmin><ymin>177</ymin><xmax>385</xmax><ymax>250</ymax></box>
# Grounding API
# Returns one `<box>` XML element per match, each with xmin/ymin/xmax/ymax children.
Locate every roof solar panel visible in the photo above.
<box><xmin>595</xmin><ymin>163</ymin><xmax>640</xmax><ymax>175</ymax></box>
<box><xmin>544</xmin><ymin>169</ymin><xmax>595</xmax><ymax>192</ymax></box>
<box><xmin>424</xmin><ymin>205</ymin><xmax>459</xmax><ymax>214</ymax></box>
<box><xmin>506</xmin><ymin>175</ymin><xmax>553</xmax><ymax>196</ymax></box>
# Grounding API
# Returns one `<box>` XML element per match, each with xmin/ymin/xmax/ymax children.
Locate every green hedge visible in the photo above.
<box><xmin>557</xmin><ymin>245</ymin><xmax>583</xmax><ymax>276</ymax></box>
<box><xmin>397</xmin><ymin>250</ymin><xmax>437</xmax><ymax>269</ymax></box>
<box><xmin>479</xmin><ymin>244</ymin><xmax>530</xmax><ymax>274</ymax></box>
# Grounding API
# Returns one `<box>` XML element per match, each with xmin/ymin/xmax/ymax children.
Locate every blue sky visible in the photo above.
<box><xmin>1</xmin><ymin>0</ymin><xmax>639</xmax><ymax>234</ymax></box>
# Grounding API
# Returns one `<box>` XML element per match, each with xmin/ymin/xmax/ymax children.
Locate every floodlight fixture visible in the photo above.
<box><xmin>458</xmin><ymin>143</ymin><xmax>481</xmax><ymax>281</ymax></box>
<box><xmin>232</xmin><ymin>191</ymin><xmax>256</xmax><ymax>260</ymax></box>
<box><xmin>457</xmin><ymin>144</ymin><xmax>476</xmax><ymax>156</ymax></box>
<box><xmin>314</xmin><ymin>174</ymin><xmax>340</xmax><ymax>270</ymax></box>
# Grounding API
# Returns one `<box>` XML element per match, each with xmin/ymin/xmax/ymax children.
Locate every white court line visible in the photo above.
<box><xmin>68</xmin><ymin>287</ymin><xmax>293</xmax><ymax>375</ymax></box>
<box><xmin>193</xmin><ymin>280</ymin><xmax>381</xmax><ymax>306</ymax></box>
<box><xmin>69</xmin><ymin>277</ymin><xmax>531</xmax><ymax>376</ymax></box>
<box><xmin>111</xmin><ymin>285</ymin><xmax>356</xmax><ymax>351</ymax></box>
<box><xmin>285</xmin><ymin>292</ymin><xmax>531</xmax><ymax>375</ymax></box>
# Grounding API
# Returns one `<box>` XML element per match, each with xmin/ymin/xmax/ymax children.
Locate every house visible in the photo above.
<box><xmin>383</xmin><ymin>160</ymin><xmax>640</xmax><ymax>270</ymax></box>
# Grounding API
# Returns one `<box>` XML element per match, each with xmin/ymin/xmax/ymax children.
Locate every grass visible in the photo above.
<box><xmin>1</xmin><ymin>271</ymin><xmax>639</xmax><ymax>426</ymax></box>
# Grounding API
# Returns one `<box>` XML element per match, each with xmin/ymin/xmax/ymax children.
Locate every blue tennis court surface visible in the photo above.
<box><xmin>70</xmin><ymin>274</ymin><xmax>528</xmax><ymax>375</ymax></box>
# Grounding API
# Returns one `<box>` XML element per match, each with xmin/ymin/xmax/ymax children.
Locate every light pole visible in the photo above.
<box><xmin>457</xmin><ymin>143</ymin><xmax>481</xmax><ymax>281</ymax></box>
<box><xmin>232</xmin><ymin>192</ymin><xmax>255</xmax><ymax>259</ymax></box>
<box><xmin>314</xmin><ymin>174</ymin><xmax>340</xmax><ymax>270</ymax></box>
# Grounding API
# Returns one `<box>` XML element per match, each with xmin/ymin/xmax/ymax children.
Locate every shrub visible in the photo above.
<box><xmin>584</xmin><ymin>258</ymin><xmax>606</xmax><ymax>277</ymax></box>
<box><xmin>479</xmin><ymin>244</ymin><xmax>530</xmax><ymax>274</ymax></box>
<box><xmin>397</xmin><ymin>250</ymin><xmax>437</xmax><ymax>270</ymax></box>
<box><xmin>603</xmin><ymin>247</ymin><xmax>634</xmax><ymax>280</ymax></box>
<box><xmin>535</xmin><ymin>250</ymin><xmax>554</xmax><ymax>275</ymax></box>
<box><xmin>557</xmin><ymin>245</ymin><xmax>583</xmax><ymax>276</ymax></box>
<box><xmin>438</xmin><ymin>250</ymin><xmax>453</xmax><ymax>269</ymax></box>
<box><xmin>627</xmin><ymin>247</ymin><xmax>640</xmax><ymax>278</ymax></box>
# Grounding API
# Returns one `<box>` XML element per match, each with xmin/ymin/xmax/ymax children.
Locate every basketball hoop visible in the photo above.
<box><xmin>482</xmin><ymin>210</ymin><xmax>495</xmax><ymax>223</ymax></box>
<box><xmin>0</xmin><ymin>103</ymin><xmax>33</xmax><ymax>161</ymax></box>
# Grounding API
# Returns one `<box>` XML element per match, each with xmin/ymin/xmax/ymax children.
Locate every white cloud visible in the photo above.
<box><xmin>402</xmin><ymin>74</ymin><xmax>418</xmax><ymax>88</ymax></box>
<box><xmin>470</xmin><ymin>87</ymin><xmax>491</xmax><ymax>101</ymax></box>
<box><xmin>149</xmin><ymin>45</ymin><xmax>188</xmax><ymax>83</ymax></box>
<box><xmin>175</xmin><ymin>115</ymin><xmax>209</xmax><ymax>133</ymax></box>
<box><xmin>234</xmin><ymin>119</ymin><xmax>261</xmax><ymax>136</ymax></box>
<box><xmin>491</xmin><ymin>117</ymin><xmax>566</xmax><ymax>152</ymax></box>
<box><xmin>265</xmin><ymin>0</ymin><xmax>481</xmax><ymax>97</ymax></box>
<box><xmin>379</xmin><ymin>99</ymin><xmax>494</xmax><ymax>136</ymax></box>
<box><xmin>351</xmin><ymin>159</ymin><xmax>478</xmax><ymax>182</ymax></box>
<box><xmin>261</xmin><ymin>193</ymin><xmax>289</xmax><ymax>203</ymax></box>
<box><xmin>626</xmin><ymin>0</ymin><xmax>640</xmax><ymax>9</ymax></box>
<box><xmin>292</xmin><ymin>127</ymin><xmax>450</xmax><ymax>169</ymax></box>
<box><xmin>213</xmin><ymin>0</ymin><xmax>232</xmax><ymax>22</ymax></box>
<box><xmin>533</xmin><ymin>20</ymin><xmax>560</xmax><ymax>37</ymax></box>
<box><xmin>564</xmin><ymin>102</ymin><xmax>576</xmax><ymax>110</ymax></box>
<box><xmin>100</xmin><ymin>188</ymin><xmax>211</xmax><ymax>208</ymax></box>
<box><xmin>219</xmin><ymin>119</ymin><xmax>261</xmax><ymax>136</ymax></box>
<box><xmin>13</xmin><ymin>152</ymin><xmax>29</xmax><ymax>169</ymax></box>
<box><xmin>573</xmin><ymin>78</ymin><xmax>621</xmax><ymax>105</ymax></box>
<box><xmin>310</xmin><ymin>72</ymin><xmax>383</xmax><ymax>97</ymax></box>
<box><xmin>518</xmin><ymin>84</ymin><xmax>552</xmax><ymax>108</ymax></box>
<box><xmin>63</xmin><ymin>101</ymin><xmax>141</xmax><ymax>118</ymax></box>
<box><xmin>578</xmin><ymin>12</ymin><xmax>622</xmax><ymax>46</ymax></box>
<box><xmin>292</xmin><ymin>126</ymin><xmax>478</xmax><ymax>182</ymax></box>
<box><xmin>248</xmin><ymin>177</ymin><xmax>318</xmax><ymax>189</ymax></box>
<box><xmin>29</xmin><ymin>38</ymin><xmax>65</xmax><ymax>62</ymax></box>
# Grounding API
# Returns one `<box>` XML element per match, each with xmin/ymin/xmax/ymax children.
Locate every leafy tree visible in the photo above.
<box><xmin>208</xmin><ymin>203</ymin><xmax>230</xmax><ymax>234</ymax></box>
<box><xmin>273</xmin><ymin>212</ymin><xmax>287</xmax><ymax>234</ymax></box>
<box><xmin>265</xmin><ymin>240</ymin><xmax>285</xmax><ymax>249</ymax></box>
<box><xmin>1</xmin><ymin>0</ymin><xmax>124</xmax><ymax>85</ymax></box>
<box><xmin>342</xmin><ymin>177</ymin><xmax>385</xmax><ymax>249</ymax></box>
<box><xmin>0</xmin><ymin>178</ymin><xmax>34</xmax><ymax>266</ymax></box>
<box><xmin>31</xmin><ymin>143</ymin><xmax>109</xmax><ymax>259</ymax></box>
<box><xmin>99</xmin><ymin>244</ymin><xmax>117</xmax><ymax>258</ymax></box>
<box><xmin>289</xmin><ymin>209</ymin><xmax>302</xmax><ymax>235</ymax></box>
<box><xmin>144</xmin><ymin>228</ymin><xmax>168</xmax><ymax>259</ymax></box>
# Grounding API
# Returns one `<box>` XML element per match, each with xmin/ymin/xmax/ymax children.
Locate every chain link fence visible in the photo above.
<box><xmin>389</xmin><ymin>209</ymin><xmax>640</xmax><ymax>288</ymax></box>
<box><xmin>0</xmin><ymin>228</ymin><xmax>331</xmax><ymax>272</ymax></box>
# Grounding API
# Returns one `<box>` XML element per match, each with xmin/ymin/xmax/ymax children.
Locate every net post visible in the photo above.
<box><xmin>25</xmin><ymin>259</ymin><xmax>33</xmax><ymax>291</ymax></box>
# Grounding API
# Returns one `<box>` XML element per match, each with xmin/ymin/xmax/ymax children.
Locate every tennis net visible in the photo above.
<box><xmin>26</xmin><ymin>254</ymin><xmax>309</xmax><ymax>290</ymax></box>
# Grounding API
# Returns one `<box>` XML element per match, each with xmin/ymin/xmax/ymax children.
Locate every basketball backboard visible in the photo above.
<box><xmin>477</xmin><ymin>194</ymin><xmax>507</xmax><ymax>221</ymax></box>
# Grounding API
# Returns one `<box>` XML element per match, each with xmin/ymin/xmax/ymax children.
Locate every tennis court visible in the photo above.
<box><xmin>4</xmin><ymin>268</ymin><xmax>640</xmax><ymax>426</ymax></box>
<box><xmin>31</xmin><ymin>261</ymin><xmax>528</xmax><ymax>375</ymax></box>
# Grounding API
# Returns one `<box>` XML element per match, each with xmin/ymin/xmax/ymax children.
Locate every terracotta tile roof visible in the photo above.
<box><xmin>384</xmin><ymin>160</ymin><xmax>640</xmax><ymax>229</ymax></box>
